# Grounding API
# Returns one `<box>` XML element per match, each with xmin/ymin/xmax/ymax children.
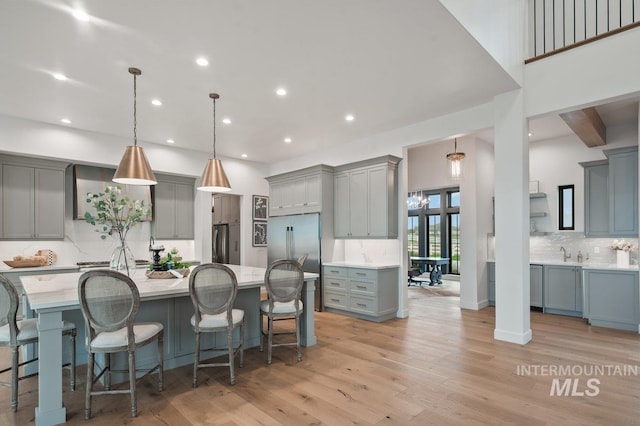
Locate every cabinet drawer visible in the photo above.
<box><xmin>350</xmin><ymin>279</ymin><xmax>376</xmax><ymax>296</ymax></box>
<box><xmin>324</xmin><ymin>277</ymin><xmax>348</xmax><ymax>292</ymax></box>
<box><xmin>324</xmin><ymin>291</ymin><xmax>348</xmax><ymax>309</ymax></box>
<box><xmin>349</xmin><ymin>295</ymin><xmax>377</xmax><ymax>315</ymax></box>
<box><xmin>324</xmin><ymin>266</ymin><xmax>348</xmax><ymax>278</ymax></box>
<box><xmin>348</xmin><ymin>268</ymin><xmax>377</xmax><ymax>280</ymax></box>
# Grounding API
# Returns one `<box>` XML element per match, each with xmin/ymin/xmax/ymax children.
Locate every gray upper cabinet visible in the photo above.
<box><xmin>581</xmin><ymin>160</ymin><xmax>609</xmax><ymax>237</ymax></box>
<box><xmin>334</xmin><ymin>156</ymin><xmax>400</xmax><ymax>239</ymax></box>
<box><xmin>1</xmin><ymin>156</ymin><xmax>66</xmax><ymax>240</ymax></box>
<box><xmin>606</xmin><ymin>146</ymin><xmax>638</xmax><ymax>236</ymax></box>
<box><xmin>212</xmin><ymin>194</ymin><xmax>240</xmax><ymax>224</ymax></box>
<box><xmin>266</xmin><ymin>165</ymin><xmax>334</xmax><ymax>217</ymax></box>
<box><xmin>153</xmin><ymin>174</ymin><xmax>195</xmax><ymax>239</ymax></box>
<box><xmin>581</xmin><ymin>146</ymin><xmax>638</xmax><ymax>237</ymax></box>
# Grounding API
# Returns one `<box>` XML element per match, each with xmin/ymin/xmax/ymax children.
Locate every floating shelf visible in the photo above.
<box><xmin>529</xmin><ymin>192</ymin><xmax>547</xmax><ymax>199</ymax></box>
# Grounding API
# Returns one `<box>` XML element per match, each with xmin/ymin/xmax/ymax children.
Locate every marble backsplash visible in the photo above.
<box><xmin>487</xmin><ymin>233</ymin><xmax>639</xmax><ymax>265</ymax></box>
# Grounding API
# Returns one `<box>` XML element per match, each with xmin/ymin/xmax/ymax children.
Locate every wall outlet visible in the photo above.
<box><xmin>594</xmin><ymin>246</ymin><xmax>600</xmax><ymax>254</ymax></box>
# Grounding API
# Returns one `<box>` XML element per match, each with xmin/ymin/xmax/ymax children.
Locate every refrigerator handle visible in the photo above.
<box><xmin>285</xmin><ymin>226</ymin><xmax>290</xmax><ymax>260</ymax></box>
<box><xmin>289</xmin><ymin>226</ymin><xmax>294</xmax><ymax>259</ymax></box>
<box><xmin>212</xmin><ymin>228</ymin><xmax>218</xmax><ymax>261</ymax></box>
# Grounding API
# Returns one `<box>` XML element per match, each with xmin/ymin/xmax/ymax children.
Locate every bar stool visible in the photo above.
<box><xmin>78</xmin><ymin>270</ymin><xmax>164</xmax><ymax>419</ymax></box>
<box><xmin>0</xmin><ymin>274</ymin><xmax>76</xmax><ymax>412</ymax></box>
<box><xmin>260</xmin><ymin>259</ymin><xmax>304</xmax><ymax>364</ymax></box>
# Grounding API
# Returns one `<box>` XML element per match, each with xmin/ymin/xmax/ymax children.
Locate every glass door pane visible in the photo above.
<box><xmin>408</xmin><ymin>215</ymin><xmax>419</xmax><ymax>257</ymax></box>
<box><xmin>426</xmin><ymin>214</ymin><xmax>441</xmax><ymax>257</ymax></box>
<box><xmin>448</xmin><ymin>213</ymin><xmax>460</xmax><ymax>274</ymax></box>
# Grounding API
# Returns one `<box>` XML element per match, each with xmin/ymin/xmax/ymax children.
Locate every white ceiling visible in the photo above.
<box><xmin>0</xmin><ymin>0</ymin><xmax>519</xmax><ymax>164</ymax></box>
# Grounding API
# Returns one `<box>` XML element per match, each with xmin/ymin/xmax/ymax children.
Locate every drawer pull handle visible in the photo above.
<box><xmin>330</xmin><ymin>282</ymin><xmax>340</xmax><ymax>286</ymax></box>
<box><xmin>330</xmin><ymin>270</ymin><xmax>340</xmax><ymax>273</ymax></box>
<box><xmin>356</xmin><ymin>272</ymin><xmax>366</xmax><ymax>276</ymax></box>
<box><xmin>331</xmin><ymin>298</ymin><xmax>340</xmax><ymax>302</ymax></box>
<box><xmin>356</xmin><ymin>285</ymin><xmax>366</xmax><ymax>289</ymax></box>
<box><xmin>356</xmin><ymin>303</ymin><xmax>367</xmax><ymax>307</ymax></box>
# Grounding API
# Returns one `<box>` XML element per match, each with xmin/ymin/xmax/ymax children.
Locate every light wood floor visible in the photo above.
<box><xmin>2</xmin><ymin>286</ymin><xmax>640</xmax><ymax>425</ymax></box>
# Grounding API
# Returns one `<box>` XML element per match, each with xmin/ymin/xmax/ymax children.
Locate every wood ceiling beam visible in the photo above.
<box><xmin>559</xmin><ymin>107</ymin><xmax>606</xmax><ymax>147</ymax></box>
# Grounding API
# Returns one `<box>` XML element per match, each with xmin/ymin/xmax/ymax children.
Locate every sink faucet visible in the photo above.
<box><xmin>560</xmin><ymin>246</ymin><xmax>571</xmax><ymax>262</ymax></box>
<box><xmin>577</xmin><ymin>250</ymin><xmax>583</xmax><ymax>263</ymax></box>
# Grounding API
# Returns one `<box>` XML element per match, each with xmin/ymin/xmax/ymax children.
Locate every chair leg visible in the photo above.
<box><xmin>227</xmin><ymin>328</ymin><xmax>235</xmax><ymax>385</ymax></box>
<box><xmin>296</xmin><ymin>315</ymin><xmax>302</xmax><ymax>362</ymax></box>
<box><xmin>128</xmin><ymin>351</ymin><xmax>137</xmax><ymax>417</ymax></box>
<box><xmin>70</xmin><ymin>330</ymin><xmax>76</xmax><ymax>391</ymax></box>
<box><xmin>105</xmin><ymin>352</ymin><xmax>111</xmax><ymax>391</ymax></box>
<box><xmin>85</xmin><ymin>352</ymin><xmax>94</xmax><ymax>420</ymax></box>
<box><xmin>259</xmin><ymin>311</ymin><xmax>264</xmax><ymax>352</ymax></box>
<box><xmin>193</xmin><ymin>332</ymin><xmax>200</xmax><ymax>388</ymax></box>
<box><xmin>158</xmin><ymin>333</ymin><xmax>164</xmax><ymax>392</ymax></box>
<box><xmin>11</xmin><ymin>347</ymin><xmax>18</xmax><ymax>413</ymax></box>
<box><xmin>239</xmin><ymin>320</ymin><xmax>245</xmax><ymax>368</ymax></box>
<box><xmin>267</xmin><ymin>316</ymin><xmax>273</xmax><ymax>365</ymax></box>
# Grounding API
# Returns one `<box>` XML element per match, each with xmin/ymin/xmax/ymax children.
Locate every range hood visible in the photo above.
<box><xmin>73</xmin><ymin>164</ymin><xmax>152</xmax><ymax>220</ymax></box>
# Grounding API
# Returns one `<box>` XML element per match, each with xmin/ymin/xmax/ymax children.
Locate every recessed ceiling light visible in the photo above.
<box><xmin>241</xmin><ymin>154</ymin><xmax>248</xmax><ymax>158</ymax></box>
<box><xmin>345</xmin><ymin>114</ymin><xmax>355</xmax><ymax>122</ymax></box>
<box><xmin>72</xmin><ymin>10</ymin><xmax>90</xmax><ymax>22</ymax></box>
<box><xmin>284</xmin><ymin>137</ymin><xmax>292</xmax><ymax>143</ymax></box>
<box><xmin>60</xmin><ymin>118</ymin><xmax>71</xmax><ymax>124</ymax></box>
<box><xmin>166</xmin><ymin>139</ymin><xmax>175</xmax><ymax>144</ymax></box>
<box><xmin>53</xmin><ymin>73</ymin><xmax>68</xmax><ymax>81</ymax></box>
<box><xmin>528</xmin><ymin>132</ymin><xmax>533</xmax><ymax>137</ymax></box>
<box><xmin>222</xmin><ymin>118</ymin><xmax>231</xmax><ymax>125</ymax></box>
<box><xmin>196</xmin><ymin>57</ymin><xmax>209</xmax><ymax>67</ymax></box>
<box><xmin>276</xmin><ymin>88</ymin><xmax>287</xmax><ymax>96</ymax></box>
<box><xmin>151</xmin><ymin>99</ymin><xmax>162</xmax><ymax>106</ymax></box>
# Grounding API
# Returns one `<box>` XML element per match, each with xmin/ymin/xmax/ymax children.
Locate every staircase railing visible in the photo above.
<box><xmin>527</xmin><ymin>0</ymin><xmax>640</xmax><ymax>62</ymax></box>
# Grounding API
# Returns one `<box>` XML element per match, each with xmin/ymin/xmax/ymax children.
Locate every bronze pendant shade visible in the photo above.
<box><xmin>113</xmin><ymin>67</ymin><xmax>157</xmax><ymax>186</ymax></box>
<box><xmin>197</xmin><ymin>93</ymin><xmax>231</xmax><ymax>192</ymax></box>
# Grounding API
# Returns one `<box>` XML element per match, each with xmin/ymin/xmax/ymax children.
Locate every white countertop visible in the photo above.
<box><xmin>488</xmin><ymin>259</ymin><xmax>639</xmax><ymax>271</ymax></box>
<box><xmin>0</xmin><ymin>264</ymin><xmax>80</xmax><ymax>273</ymax></box>
<box><xmin>323</xmin><ymin>261</ymin><xmax>400</xmax><ymax>270</ymax></box>
<box><xmin>20</xmin><ymin>264</ymin><xmax>319</xmax><ymax>311</ymax></box>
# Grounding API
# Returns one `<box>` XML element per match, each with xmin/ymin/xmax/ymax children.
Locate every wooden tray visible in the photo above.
<box><xmin>145</xmin><ymin>268</ymin><xmax>190</xmax><ymax>279</ymax></box>
<box><xmin>4</xmin><ymin>260</ymin><xmax>47</xmax><ymax>268</ymax></box>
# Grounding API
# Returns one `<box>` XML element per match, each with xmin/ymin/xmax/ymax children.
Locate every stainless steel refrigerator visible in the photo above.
<box><xmin>268</xmin><ymin>213</ymin><xmax>322</xmax><ymax>311</ymax></box>
<box><xmin>212</xmin><ymin>223</ymin><xmax>240</xmax><ymax>265</ymax></box>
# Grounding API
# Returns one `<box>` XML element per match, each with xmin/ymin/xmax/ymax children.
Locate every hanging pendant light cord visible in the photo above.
<box><xmin>133</xmin><ymin>72</ymin><xmax>137</xmax><ymax>147</ymax></box>
<box><xmin>212</xmin><ymin>96</ymin><xmax>216</xmax><ymax>159</ymax></box>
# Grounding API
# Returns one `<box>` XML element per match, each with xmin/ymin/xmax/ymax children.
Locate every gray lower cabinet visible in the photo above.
<box><xmin>543</xmin><ymin>265</ymin><xmax>582</xmax><ymax>317</ymax></box>
<box><xmin>530</xmin><ymin>264</ymin><xmax>543</xmax><ymax>308</ymax></box>
<box><xmin>323</xmin><ymin>265</ymin><xmax>398</xmax><ymax>322</ymax></box>
<box><xmin>487</xmin><ymin>262</ymin><xmax>542</xmax><ymax>308</ymax></box>
<box><xmin>583</xmin><ymin>269</ymin><xmax>639</xmax><ymax>332</ymax></box>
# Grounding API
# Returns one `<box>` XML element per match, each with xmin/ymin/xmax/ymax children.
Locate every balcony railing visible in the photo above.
<box><xmin>528</xmin><ymin>0</ymin><xmax>640</xmax><ymax>62</ymax></box>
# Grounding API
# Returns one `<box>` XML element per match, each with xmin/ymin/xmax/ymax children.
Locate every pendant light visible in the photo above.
<box><xmin>446</xmin><ymin>138</ymin><xmax>465</xmax><ymax>179</ymax></box>
<box><xmin>113</xmin><ymin>67</ymin><xmax>157</xmax><ymax>185</ymax></box>
<box><xmin>197</xmin><ymin>93</ymin><xmax>231</xmax><ymax>192</ymax></box>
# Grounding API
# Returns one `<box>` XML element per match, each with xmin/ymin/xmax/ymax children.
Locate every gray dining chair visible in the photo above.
<box><xmin>78</xmin><ymin>270</ymin><xmax>164</xmax><ymax>419</ymax></box>
<box><xmin>189</xmin><ymin>263</ymin><xmax>244</xmax><ymax>387</ymax></box>
<box><xmin>0</xmin><ymin>274</ymin><xmax>76</xmax><ymax>412</ymax></box>
<box><xmin>260</xmin><ymin>259</ymin><xmax>305</xmax><ymax>364</ymax></box>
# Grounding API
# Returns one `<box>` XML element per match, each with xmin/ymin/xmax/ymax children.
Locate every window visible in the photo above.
<box><xmin>406</xmin><ymin>187</ymin><xmax>460</xmax><ymax>275</ymax></box>
<box><xmin>558</xmin><ymin>184</ymin><xmax>574</xmax><ymax>230</ymax></box>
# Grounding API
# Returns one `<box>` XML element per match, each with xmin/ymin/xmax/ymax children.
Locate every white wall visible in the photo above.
<box><xmin>0</xmin><ymin>115</ymin><xmax>270</xmax><ymax>268</ymax></box>
<box><xmin>439</xmin><ymin>0</ymin><xmax>526</xmax><ymax>86</ymax></box>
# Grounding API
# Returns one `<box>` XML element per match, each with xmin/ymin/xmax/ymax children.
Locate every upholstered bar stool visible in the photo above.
<box><xmin>189</xmin><ymin>263</ymin><xmax>244</xmax><ymax>387</ymax></box>
<box><xmin>260</xmin><ymin>259</ymin><xmax>304</xmax><ymax>364</ymax></box>
<box><xmin>0</xmin><ymin>274</ymin><xmax>76</xmax><ymax>412</ymax></box>
<box><xmin>78</xmin><ymin>270</ymin><xmax>164</xmax><ymax>419</ymax></box>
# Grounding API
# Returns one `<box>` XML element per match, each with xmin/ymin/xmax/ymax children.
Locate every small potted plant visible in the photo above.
<box><xmin>146</xmin><ymin>248</ymin><xmax>191</xmax><ymax>279</ymax></box>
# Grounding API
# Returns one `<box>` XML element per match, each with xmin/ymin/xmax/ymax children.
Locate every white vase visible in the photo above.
<box><xmin>110</xmin><ymin>240</ymin><xmax>137</xmax><ymax>276</ymax></box>
<box><xmin>616</xmin><ymin>250</ymin><xmax>629</xmax><ymax>267</ymax></box>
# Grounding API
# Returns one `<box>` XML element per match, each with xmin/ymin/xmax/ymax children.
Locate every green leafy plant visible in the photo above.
<box><xmin>150</xmin><ymin>247</ymin><xmax>190</xmax><ymax>271</ymax></box>
<box><xmin>84</xmin><ymin>186</ymin><xmax>150</xmax><ymax>241</ymax></box>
